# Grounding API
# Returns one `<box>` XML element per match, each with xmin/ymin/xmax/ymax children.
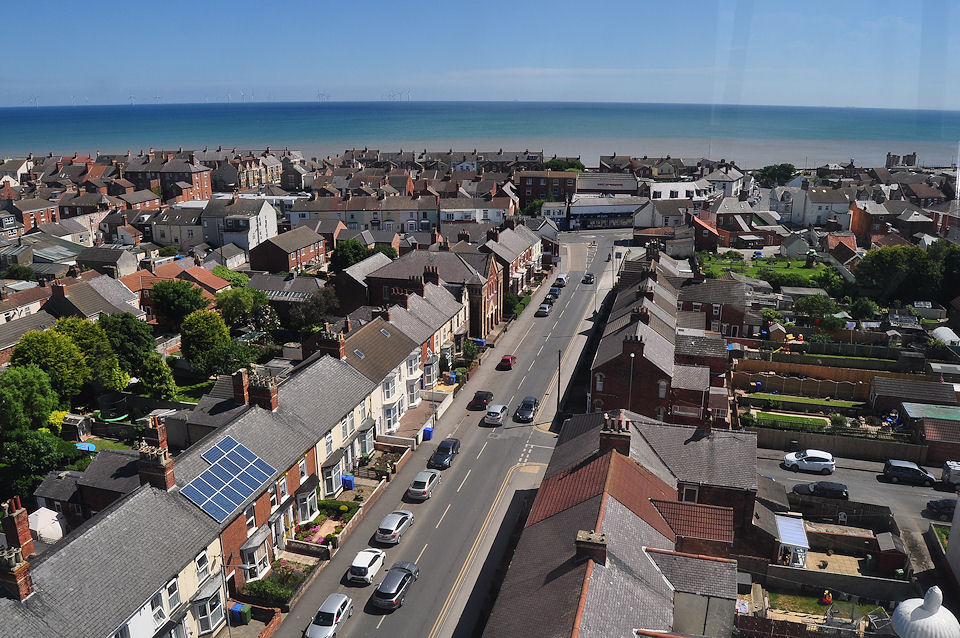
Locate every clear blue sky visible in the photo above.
<box><xmin>5</xmin><ymin>0</ymin><xmax>958</xmax><ymax>110</ymax></box>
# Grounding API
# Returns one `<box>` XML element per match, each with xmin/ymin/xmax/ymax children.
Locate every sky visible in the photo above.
<box><xmin>3</xmin><ymin>0</ymin><xmax>959</xmax><ymax>110</ymax></box>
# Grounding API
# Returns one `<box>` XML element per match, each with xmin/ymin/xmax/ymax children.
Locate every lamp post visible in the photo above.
<box><xmin>557</xmin><ymin>348</ymin><xmax>562</xmax><ymax>414</ymax></box>
<box><xmin>628</xmin><ymin>352</ymin><xmax>635</xmax><ymax>412</ymax></box>
<box><xmin>218</xmin><ymin>552</ymin><xmax>256</xmax><ymax>638</ymax></box>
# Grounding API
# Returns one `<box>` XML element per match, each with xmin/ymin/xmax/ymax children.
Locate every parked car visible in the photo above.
<box><xmin>484</xmin><ymin>404</ymin><xmax>508</xmax><ymax>426</ymax></box>
<box><xmin>347</xmin><ymin>548</ymin><xmax>386</xmax><ymax>584</ymax></box>
<box><xmin>407</xmin><ymin>470</ymin><xmax>442</xmax><ymax>500</ymax></box>
<box><xmin>515</xmin><ymin>396</ymin><xmax>539</xmax><ymax>423</ymax></box>
<box><xmin>926</xmin><ymin>498</ymin><xmax>957</xmax><ymax>521</ymax></box>
<box><xmin>535</xmin><ymin>303</ymin><xmax>552</xmax><ymax>317</ymax></box>
<box><xmin>555</xmin><ymin>273</ymin><xmax>568</xmax><ymax>287</ymax></box>
<box><xmin>427</xmin><ymin>438</ymin><xmax>461</xmax><ymax>469</ymax></box>
<box><xmin>375</xmin><ymin>510</ymin><xmax>414</xmax><ymax>544</ymax></box>
<box><xmin>942</xmin><ymin>461</ymin><xmax>960</xmax><ymax>487</ymax></box>
<box><xmin>791</xmin><ymin>481</ymin><xmax>849</xmax><ymax>500</ymax></box>
<box><xmin>783</xmin><ymin>449</ymin><xmax>836</xmax><ymax>474</ymax></box>
<box><xmin>372</xmin><ymin>562</ymin><xmax>420</xmax><ymax>610</ymax></box>
<box><xmin>467</xmin><ymin>391</ymin><xmax>493</xmax><ymax>410</ymax></box>
<box><xmin>544</xmin><ymin>292</ymin><xmax>557</xmax><ymax>304</ymax></box>
<box><xmin>883</xmin><ymin>460</ymin><xmax>936</xmax><ymax>486</ymax></box>
<box><xmin>582</xmin><ymin>273</ymin><xmax>595</xmax><ymax>284</ymax></box>
<box><xmin>305</xmin><ymin>593</ymin><xmax>353</xmax><ymax>638</ymax></box>
<box><xmin>549</xmin><ymin>286</ymin><xmax>562</xmax><ymax>297</ymax></box>
<box><xmin>498</xmin><ymin>355</ymin><xmax>516</xmax><ymax>370</ymax></box>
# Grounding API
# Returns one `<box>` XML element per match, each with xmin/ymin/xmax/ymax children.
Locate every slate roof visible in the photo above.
<box><xmin>806</xmin><ymin>187</ymin><xmax>849</xmax><ymax>204</ymax></box>
<box><xmin>674</xmin><ymin>278</ymin><xmax>747</xmax><ymax>306</ymax></box>
<box><xmin>646</xmin><ymin>547</ymin><xmax>737</xmax><ymax>599</ymax></box>
<box><xmin>340</xmin><ymin>251</ymin><xmax>393</xmax><ymax>287</ymax></box>
<box><xmin>368</xmin><ymin>249</ymin><xmax>488</xmax><ymax>285</ymax></box>
<box><xmin>201</xmin><ymin>198</ymin><xmax>270</xmax><ymax>218</ymax></box>
<box><xmin>33</xmin><ymin>470</ymin><xmax>83</xmax><ymax>503</ymax></box>
<box><xmin>671</xmin><ymin>364</ymin><xmax>710</xmax><ymax>390</ymax></box>
<box><xmin>871</xmin><ymin>377</ymin><xmax>958</xmax><ymax>405</ymax></box>
<box><xmin>342</xmin><ymin>317</ymin><xmax>418</xmax><ymax>384</ymax></box>
<box><xmin>674</xmin><ymin>333</ymin><xmax>727</xmax><ymax>359</ymax></box>
<box><xmin>76</xmin><ymin>246</ymin><xmax>130</xmax><ymax>265</ymax></box>
<box><xmin>75</xmin><ymin>449</ymin><xmax>141</xmax><ymax>494</ymax></box>
<box><xmin>44</xmin><ymin>281</ymin><xmax>140</xmax><ymax>319</ymax></box>
<box><xmin>0</xmin><ymin>309</ymin><xmax>57</xmax><ymax>349</ymax></box>
<box><xmin>247</xmin><ymin>273</ymin><xmax>323</xmax><ymax>301</ymax></box>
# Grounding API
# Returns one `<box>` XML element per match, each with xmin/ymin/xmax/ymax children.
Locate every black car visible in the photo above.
<box><xmin>549</xmin><ymin>286</ymin><xmax>562</xmax><ymax>297</ymax></box>
<box><xmin>582</xmin><ymin>273</ymin><xmax>595</xmax><ymax>284</ymax></box>
<box><xmin>544</xmin><ymin>292</ymin><xmax>557</xmax><ymax>305</ymax></box>
<box><xmin>371</xmin><ymin>562</ymin><xmax>420</xmax><ymax>610</ymax></box>
<box><xmin>791</xmin><ymin>481</ymin><xmax>849</xmax><ymax>500</ymax></box>
<box><xmin>515</xmin><ymin>396</ymin><xmax>539</xmax><ymax>423</ymax></box>
<box><xmin>927</xmin><ymin>498</ymin><xmax>957</xmax><ymax>521</ymax></box>
<box><xmin>427</xmin><ymin>438</ymin><xmax>461</xmax><ymax>469</ymax></box>
<box><xmin>467</xmin><ymin>391</ymin><xmax>493</xmax><ymax>410</ymax></box>
<box><xmin>883</xmin><ymin>460</ymin><xmax>936</xmax><ymax>486</ymax></box>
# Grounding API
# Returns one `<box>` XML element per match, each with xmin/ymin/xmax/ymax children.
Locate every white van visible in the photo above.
<box><xmin>555</xmin><ymin>273</ymin><xmax>569</xmax><ymax>287</ymax></box>
<box><xmin>942</xmin><ymin>461</ymin><xmax>960</xmax><ymax>486</ymax></box>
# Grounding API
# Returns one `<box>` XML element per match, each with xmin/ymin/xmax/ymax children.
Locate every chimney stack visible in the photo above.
<box><xmin>423</xmin><ymin>265</ymin><xmax>440</xmax><ymax>286</ymax></box>
<box><xmin>1</xmin><ymin>498</ymin><xmax>34</xmax><ymax>558</ymax></box>
<box><xmin>486</xmin><ymin>229</ymin><xmax>500</xmax><ymax>242</ymax></box>
<box><xmin>249</xmin><ymin>373</ymin><xmax>279</xmax><ymax>411</ymax></box>
<box><xmin>0</xmin><ymin>547</ymin><xmax>33</xmax><ymax>601</ymax></box>
<box><xmin>599</xmin><ymin>412</ymin><xmax>631</xmax><ymax>456</ymax></box>
<box><xmin>575</xmin><ymin>530</ymin><xmax>608</xmax><ymax>566</ymax></box>
<box><xmin>137</xmin><ymin>442</ymin><xmax>175</xmax><ymax>491</ymax></box>
<box><xmin>232</xmin><ymin>368</ymin><xmax>249</xmax><ymax>404</ymax></box>
<box><xmin>51</xmin><ymin>281</ymin><xmax>67</xmax><ymax>298</ymax></box>
<box><xmin>458</xmin><ymin>230</ymin><xmax>470</xmax><ymax>243</ymax></box>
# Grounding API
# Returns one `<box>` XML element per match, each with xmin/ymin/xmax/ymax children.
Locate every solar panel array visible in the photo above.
<box><xmin>181</xmin><ymin>436</ymin><xmax>277</xmax><ymax>523</ymax></box>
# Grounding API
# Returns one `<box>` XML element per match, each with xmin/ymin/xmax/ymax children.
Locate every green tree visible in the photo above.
<box><xmin>854</xmin><ymin>245</ymin><xmax>942</xmax><ymax>303</ymax></box>
<box><xmin>250</xmin><ymin>304</ymin><xmax>280</xmax><ymax>332</ymax></box>
<box><xmin>150</xmin><ymin>279</ymin><xmax>208</xmax><ymax>327</ymax></box>
<box><xmin>212</xmin><ymin>265</ymin><xmax>249</xmax><ymax>288</ymax></box>
<box><xmin>503</xmin><ymin>292</ymin><xmax>520</xmax><ymax>317</ymax></box>
<box><xmin>330</xmin><ymin>239</ymin><xmax>373</xmax><ymax>272</ymax></box>
<box><xmin>522</xmin><ymin>199</ymin><xmax>546</xmax><ymax>216</ymax></box>
<box><xmin>540</xmin><ymin>158</ymin><xmax>585</xmax><ymax>171</ymax></box>
<box><xmin>793</xmin><ymin>294</ymin><xmax>838</xmax><ymax>319</ymax></box>
<box><xmin>818</xmin><ymin>314</ymin><xmax>844</xmax><ymax>331</ymax></box>
<box><xmin>0</xmin><ymin>430</ymin><xmax>84</xmax><ymax>502</ymax></box>
<box><xmin>462</xmin><ymin>340</ymin><xmax>479</xmax><ymax>362</ymax></box>
<box><xmin>761</xmin><ymin>308</ymin><xmax>784</xmax><ymax>325</ymax></box>
<box><xmin>850</xmin><ymin>297</ymin><xmax>878</xmax><ymax>320</ymax></box>
<box><xmin>193</xmin><ymin>340</ymin><xmax>258</xmax><ymax>376</ymax></box>
<box><xmin>54</xmin><ymin>317</ymin><xmax>128</xmax><ymax>392</ymax></box>
<box><xmin>11</xmin><ymin>330</ymin><xmax>88</xmax><ymax>401</ymax></box>
<box><xmin>216</xmin><ymin>288</ymin><xmax>269</xmax><ymax>330</ymax></box>
<box><xmin>291</xmin><ymin>288</ymin><xmax>340</xmax><ymax>330</ymax></box>
<box><xmin>1</xmin><ymin>264</ymin><xmax>36</xmax><ymax>281</ymax></box>
<box><xmin>98</xmin><ymin>313</ymin><xmax>156</xmax><ymax>375</ymax></box>
<box><xmin>180</xmin><ymin>310</ymin><xmax>230</xmax><ymax>369</ymax></box>
<box><xmin>755</xmin><ymin>164</ymin><xmax>796</xmax><ymax>188</ymax></box>
<box><xmin>0</xmin><ymin>365</ymin><xmax>58</xmax><ymax>433</ymax></box>
<box><xmin>372</xmin><ymin>245</ymin><xmax>398</xmax><ymax>260</ymax></box>
<box><xmin>158</xmin><ymin>245</ymin><xmax>179</xmax><ymax>257</ymax></box>
<box><xmin>139</xmin><ymin>352</ymin><xmax>177</xmax><ymax>400</ymax></box>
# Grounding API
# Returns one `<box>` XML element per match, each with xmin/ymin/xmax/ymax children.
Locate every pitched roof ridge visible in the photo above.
<box><xmin>650</xmin><ymin>498</ymin><xmax>733</xmax><ymax>514</ymax></box>
<box><xmin>644</xmin><ymin>546</ymin><xmax>737</xmax><ymax>563</ymax></box>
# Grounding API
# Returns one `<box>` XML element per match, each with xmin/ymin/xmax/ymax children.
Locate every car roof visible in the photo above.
<box><xmin>474</xmin><ymin>390</ymin><xmax>492</xmax><ymax>397</ymax></box>
<box><xmin>381</xmin><ymin>510</ymin><xmax>412</xmax><ymax>525</ymax></box>
<box><xmin>800</xmin><ymin>449</ymin><xmax>832</xmax><ymax>457</ymax></box>
<box><xmin>391</xmin><ymin>561</ymin><xmax>418</xmax><ymax>573</ymax></box>
<box><xmin>352</xmin><ymin>549</ymin><xmax>382</xmax><ymax>566</ymax></box>
<box><xmin>888</xmin><ymin>459</ymin><xmax>920</xmax><ymax>468</ymax></box>
<box><xmin>378</xmin><ymin>569</ymin><xmax>408</xmax><ymax>592</ymax></box>
<box><xmin>319</xmin><ymin>593</ymin><xmax>350</xmax><ymax>612</ymax></box>
<box><xmin>413</xmin><ymin>470</ymin><xmax>438</xmax><ymax>480</ymax></box>
<box><xmin>488</xmin><ymin>404</ymin><xmax>507</xmax><ymax>411</ymax></box>
<box><xmin>522</xmin><ymin>395</ymin><xmax>537</xmax><ymax>402</ymax></box>
<box><xmin>438</xmin><ymin>438</ymin><xmax>458</xmax><ymax>446</ymax></box>
<box><xmin>816</xmin><ymin>481</ymin><xmax>847</xmax><ymax>489</ymax></box>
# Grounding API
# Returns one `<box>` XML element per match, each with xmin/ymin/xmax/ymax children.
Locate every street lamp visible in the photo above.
<box><xmin>628</xmin><ymin>352</ymin><xmax>635</xmax><ymax>411</ymax></box>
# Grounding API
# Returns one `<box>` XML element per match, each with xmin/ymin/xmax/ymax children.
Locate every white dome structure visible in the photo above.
<box><xmin>892</xmin><ymin>587</ymin><xmax>960</xmax><ymax>638</ymax></box>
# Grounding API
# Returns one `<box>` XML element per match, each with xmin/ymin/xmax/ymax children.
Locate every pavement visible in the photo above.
<box><xmin>272</xmin><ymin>229</ymin><xmax>632</xmax><ymax>638</ymax></box>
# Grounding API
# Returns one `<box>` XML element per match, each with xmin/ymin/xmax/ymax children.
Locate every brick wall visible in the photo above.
<box><xmin>696</xmin><ymin>486</ymin><xmax>755</xmax><ymax>541</ymax></box>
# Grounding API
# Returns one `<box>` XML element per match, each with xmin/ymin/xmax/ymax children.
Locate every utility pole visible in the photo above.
<box><xmin>628</xmin><ymin>352</ymin><xmax>636</xmax><ymax>412</ymax></box>
<box><xmin>557</xmin><ymin>348</ymin><xmax>562</xmax><ymax>414</ymax></box>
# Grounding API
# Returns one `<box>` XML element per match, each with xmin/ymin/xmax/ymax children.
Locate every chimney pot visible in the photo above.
<box><xmin>575</xmin><ymin>530</ymin><xmax>608</xmax><ymax>565</ymax></box>
<box><xmin>1</xmin><ymin>498</ymin><xmax>34</xmax><ymax>558</ymax></box>
<box><xmin>137</xmin><ymin>443</ymin><xmax>176</xmax><ymax>491</ymax></box>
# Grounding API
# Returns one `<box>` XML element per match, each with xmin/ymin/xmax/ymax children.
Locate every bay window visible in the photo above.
<box><xmin>195</xmin><ymin>594</ymin><xmax>224</xmax><ymax>634</ymax></box>
<box><xmin>322</xmin><ymin>465</ymin><xmax>342</xmax><ymax>497</ymax></box>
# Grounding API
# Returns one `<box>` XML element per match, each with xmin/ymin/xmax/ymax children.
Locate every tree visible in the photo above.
<box><xmin>462</xmin><ymin>340</ymin><xmax>479</xmax><ymax>363</ymax></box>
<box><xmin>540</xmin><ymin>158</ymin><xmax>585</xmax><ymax>172</ymax></box>
<box><xmin>193</xmin><ymin>340</ymin><xmax>258</xmax><ymax>376</ymax></box>
<box><xmin>0</xmin><ymin>365</ymin><xmax>58</xmax><ymax>433</ymax></box>
<box><xmin>372</xmin><ymin>245</ymin><xmax>398</xmax><ymax>260</ymax></box>
<box><xmin>755</xmin><ymin>164</ymin><xmax>796</xmax><ymax>188</ymax></box>
<box><xmin>250</xmin><ymin>304</ymin><xmax>280</xmax><ymax>332</ymax></box>
<box><xmin>212</xmin><ymin>265</ymin><xmax>249</xmax><ymax>288</ymax></box>
<box><xmin>793</xmin><ymin>294</ymin><xmax>838</xmax><ymax>319</ymax></box>
<box><xmin>854</xmin><ymin>245</ymin><xmax>942</xmax><ymax>303</ymax></box>
<box><xmin>522</xmin><ymin>199</ymin><xmax>546</xmax><ymax>216</ymax></box>
<box><xmin>150</xmin><ymin>279</ymin><xmax>208</xmax><ymax>327</ymax></box>
<box><xmin>1</xmin><ymin>264</ymin><xmax>36</xmax><ymax>281</ymax></box>
<box><xmin>99</xmin><ymin>313</ymin><xmax>156</xmax><ymax>375</ymax></box>
<box><xmin>158</xmin><ymin>245</ymin><xmax>179</xmax><ymax>257</ymax></box>
<box><xmin>0</xmin><ymin>430</ymin><xmax>84</xmax><ymax>502</ymax></box>
<box><xmin>291</xmin><ymin>288</ymin><xmax>340</xmax><ymax>330</ymax></box>
<box><xmin>216</xmin><ymin>288</ymin><xmax>269</xmax><ymax>330</ymax></box>
<box><xmin>11</xmin><ymin>330</ymin><xmax>88</xmax><ymax>401</ymax></box>
<box><xmin>850</xmin><ymin>297</ymin><xmax>878</xmax><ymax>320</ymax></box>
<box><xmin>180</xmin><ymin>310</ymin><xmax>230</xmax><ymax>369</ymax></box>
<box><xmin>503</xmin><ymin>292</ymin><xmax>520</xmax><ymax>317</ymax></box>
<box><xmin>139</xmin><ymin>352</ymin><xmax>177</xmax><ymax>400</ymax></box>
<box><xmin>761</xmin><ymin>308</ymin><xmax>784</xmax><ymax>325</ymax></box>
<box><xmin>54</xmin><ymin>317</ymin><xmax>128</xmax><ymax>392</ymax></box>
<box><xmin>330</xmin><ymin>239</ymin><xmax>373</xmax><ymax>272</ymax></box>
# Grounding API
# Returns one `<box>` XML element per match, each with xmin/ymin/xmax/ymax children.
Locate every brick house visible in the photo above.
<box><xmin>249</xmin><ymin>225</ymin><xmax>325</xmax><ymax>273</ymax></box>
<box><xmin>3</xmin><ymin>198</ymin><xmax>59</xmax><ymax>232</ymax></box>
<box><xmin>123</xmin><ymin>151</ymin><xmax>212</xmax><ymax>202</ymax></box>
<box><xmin>514</xmin><ymin>170</ymin><xmax>576</xmax><ymax>209</ymax></box>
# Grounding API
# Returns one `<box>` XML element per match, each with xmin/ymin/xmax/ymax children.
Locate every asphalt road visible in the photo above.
<box><xmin>276</xmin><ymin>230</ymin><xmax>630</xmax><ymax>638</ymax></box>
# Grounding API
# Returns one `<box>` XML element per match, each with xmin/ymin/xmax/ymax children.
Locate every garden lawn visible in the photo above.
<box><xmin>768</xmin><ymin>592</ymin><xmax>875</xmax><ymax>618</ymax></box>
<box><xmin>756</xmin><ymin>411</ymin><xmax>828</xmax><ymax>427</ymax></box>
<box><xmin>171</xmin><ymin>371</ymin><xmax>215</xmax><ymax>403</ymax></box>
<box><xmin>750</xmin><ymin>393</ymin><xmax>861</xmax><ymax>408</ymax></box>
<box><xmin>703</xmin><ymin>255</ymin><xmax>825</xmax><ymax>283</ymax></box>
<box><xmin>87</xmin><ymin>437</ymin><xmax>134</xmax><ymax>451</ymax></box>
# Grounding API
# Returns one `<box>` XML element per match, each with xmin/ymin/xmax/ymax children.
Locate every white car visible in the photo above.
<box><xmin>347</xmin><ymin>548</ymin><xmax>385</xmax><ymax>584</ymax></box>
<box><xmin>484</xmin><ymin>404</ymin><xmax>508</xmax><ymax>425</ymax></box>
<box><xmin>783</xmin><ymin>449</ymin><xmax>836</xmax><ymax>475</ymax></box>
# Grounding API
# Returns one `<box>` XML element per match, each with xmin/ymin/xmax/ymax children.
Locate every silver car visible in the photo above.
<box><xmin>375</xmin><ymin>509</ymin><xmax>414</xmax><ymax>544</ymax></box>
<box><xmin>305</xmin><ymin>593</ymin><xmax>353</xmax><ymax>638</ymax></box>
<box><xmin>372</xmin><ymin>562</ymin><xmax>420</xmax><ymax>610</ymax></box>
<box><xmin>407</xmin><ymin>470</ymin><xmax>441</xmax><ymax>500</ymax></box>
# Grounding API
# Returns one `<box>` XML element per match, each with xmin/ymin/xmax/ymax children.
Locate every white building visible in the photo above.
<box><xmin>644</xmin><ymin>178</ymin><xmax>718</xmax><ymax>202</ymax></box>
<box><xmin>200</xmin><ymin>197</ymin><xmax>278</xmax><ymax>251</ymax></box>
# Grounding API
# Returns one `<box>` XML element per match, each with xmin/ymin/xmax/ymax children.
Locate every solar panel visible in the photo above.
<box><xmin>181</xmin><ymin>437</ymin><xmax>278</xmax><ymax>523</ymax></box>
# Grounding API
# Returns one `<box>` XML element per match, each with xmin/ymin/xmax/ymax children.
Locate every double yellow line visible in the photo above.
<box><xmin>427</xmin><ymin>461</ymin><xmax>545</xmax><ymax>638</ymax></box>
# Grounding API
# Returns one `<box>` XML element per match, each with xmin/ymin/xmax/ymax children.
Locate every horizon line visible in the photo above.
<box><xmin>2</xmin><ymin>99</ymin><xmax>960</xmax><ymax>114</ymax></box>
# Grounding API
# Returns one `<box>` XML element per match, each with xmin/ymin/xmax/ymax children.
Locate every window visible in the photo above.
<box><xmin>682</xmin><ymin>486</ymin><xmax>699</xmax><ymax>502</ymax></box>
<box><xmin>712</xmin><ymin>304</ymin><xmax>721</xmax><ymax>315</ymax></box>
<box><xmin>195</xmin><ymin>551</ymin><xmax>210</xmax><ymax>582</ymax></box>
<box><xmin>151</xmin><ymin>590</ymin><xmax>167</xmax><ymax>627</ymax></box>
<box><xmin>278</xmin><ymin>476</ymin><xmax>288</xmax><ymax>500</ymax></box>
<box><xmin>567</xmin><ymin>179</ymin><xmax>574</xmax><ymax>187</ymax></box>
<box><xmin>245</xmin><ymin>504</ymin><xmax>256</xmax><ymax>533</ymax></box>
<box><xmin>298</xmin><ymin>457</ymin><xmax>307</xmax><ymax>479</ymax></box>
<box><xmin>112</xmin><ymin>626</ymin><xmax>130</xmax><ymax>638</ymax></box>
<box><xmin>268</xmin><ymin>484</ymin><xmax>277</xmax><ymax>509</ymax></box>
<box><xmin>323</xmin><ymin>465</ymin><xmax>342</xmax><ymax>496</ymax></box>
<box><xmin>195</xmin><ymin>594</ymin><xmax>224</xmax><ymax>634</ymax></box>
<box><xmin>348</xmin><ymin>412</ymin><xmax>355</xmax><ymax>433</ymax></box>
<box><xmin>722</xmin><ymin>323</ymin><xmax>729</xmax><ymax>335</ymax></box>
<box><xmin>383</xmin><ymin>377</ymin><xmax>396</xmax><ymax>399</ymax></box>
<box><xmin>166</xmin><ymin>578</ymin><xmax>180</xmax><ymax>610</ymax></box>
<box><xmin>525</xmin><ymin>189</ymin><xmax>532</xmax><ymax>197</ymax></box>
<box><xmin>594</xmin><ymin>374</ymin><xmax>604</xmax><ymax>392</ymax></box>
<box><xmin>325</xmin><ymin>433</ymin><xmax>333</xmax><ymax>455</ymax></box>
<box><xmin>711</xmin><ymin>320</ymin><xmax>721</xmax><ymax>332</ymax></box>
<box><xmin>525</xmin><ymin>178</ymin><xmax>532</xmax><ymax>185</ymax></box>
<box><xmin>670</xmin><ymin>190</ymin><xmax>679</xmax><ymax>198</ymax></box>
<box><xmin>385</xmin><ymin>404</ymin><xmax>398</xmax><ymax>430</ymax></box>
<box><xmin>340</xmin><ymin>418</ymin><xmax>348</xmax><ymax>440</ymax></box>
<box><xmin>242</xmin><ymin>541</ymin><xmax>270</xmax><ymax>580</ymax></box>
<box><xmin>539</xmin><ymin>178</ymin><xmax>546</xmax><ymax>185</ymax></box>
<box><xmin>658</xmin><ymin>380</ymin><xmax>667</xmax><ymax>399</ymax></box>
<box><xmin>692</xmin><ymin>302</ymin><xmax>702</xmax><ymax>312</ymax></box>
<box><xmin>652</xmin><ymin>191</ymin><xmax>661</xmax><ymax>199</ymax></box>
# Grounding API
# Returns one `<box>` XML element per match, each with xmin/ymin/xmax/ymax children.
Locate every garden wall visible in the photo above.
<box><xmin>420</xmin><ymin>390</ymin><xmax>454</xmax><ymax>420</ymax></box>
<box><xmin>753</xmin><ymin>427</ymin><xmax>927</xmax><ymax>464</ymax></box>
<box><xmin>765</xmin><ymin>565</ymin><xmax>915</xmax><ymax>602</ymax></box>
<box><xmin>768</xmin><ymin>352</ymin><xmax>900</xmax><ymax>372</ymax></box>
<box><xmin>737</xmin><ymin>359</ymin><xmax>933</xmax><ymax>385</ymax></box>
<box><xmin>733</xmin><ymin>372</ymin><xmax>868</xmax><ymax>400</ymax></box>
<box><xmin>739</xmin><ymin>395</ymin><xmax>864</xmax><ymax>416</ymax></box>
<box><xmin>787</xmin><ymin>496</ymin><xmax>899</xmax><ymax>535</ymax></box>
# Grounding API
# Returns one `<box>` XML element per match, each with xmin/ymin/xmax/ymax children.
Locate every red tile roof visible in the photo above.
<box><xmin>650</xmin><ymin>499</ymin><xmax>734</xmax><ymax>543</ymax></box>
<box><xmin>826</xmin><ymin>233</ymin><xmax>857</xmax><ymax>251</ymax></box>
<box><xmin>923</xmin><ymin>418</ymin><xmax>960</xmax><ymax>443</ymax></box>
<box><xmin>180</xmin><ymin>266</ymin><xmax>230</xmax><ymax>293</ymax></box>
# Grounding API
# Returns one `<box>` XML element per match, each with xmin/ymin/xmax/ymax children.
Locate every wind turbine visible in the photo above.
<box><xmin>129</xmin><ymin>94</ymin><xmax>136</xmax><ymax>107</ymax></box>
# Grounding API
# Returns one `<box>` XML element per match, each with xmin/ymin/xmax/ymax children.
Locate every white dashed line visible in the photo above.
<box><xmin>476</xmin><ymin>441</ymin><xmax>488</xmax><ymax>459</ymax></box>
<box><xmin>457</xmin><ymin>469</ymin><xmax>472</xmax><ymax>492</ymax></box>
<box><xmin>436</xmin><ymin>504</ymin><xmax>451</xmax><ymax>529</ymax></box>
<box><xmin>416</xmin><ymin>543</ymin><xmax>429</xmax><ymax>563</ymax></box>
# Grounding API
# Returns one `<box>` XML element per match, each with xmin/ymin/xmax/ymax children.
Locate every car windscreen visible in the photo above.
<box><xmin>314</xmin><ymin>611</ymin><xmax>335</xmax><ymax>626</ymax></box>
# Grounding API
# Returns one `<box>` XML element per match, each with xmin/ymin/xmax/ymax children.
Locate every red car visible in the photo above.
<box><xmin>498</xmin><ymin>355</ymin><xmax>517</xmax><ymax>370</ymax></box>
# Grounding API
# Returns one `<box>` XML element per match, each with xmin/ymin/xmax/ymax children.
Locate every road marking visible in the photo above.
<box><xmin>427</xmin><ymin>462</ymin><xmax>546</xmax><ymax>638</ymax></box>
<box><xmin>377</xmin><ymin>615</ymin><xmax>386</xmax><ymax>629</ymax></box>
<box><xmin>476</xmin><ymin>441</ymin><xmax>488</xmax><ymax>459</ymax></box>
<box><xmin>457</xmin><ymin>469</ymin><xmax>472</xmax><ymax>492</ymax></box>
<box><xmin>416</xmin><ymin>543</ymin><xmax>429</xmax><ymax>563</ymax></box>
<box><xmin>537</xmin><ymin>344</ymin><xmax>544</xmax><ymax>355</ymax></box>
<box><xmin>528</xmin><ymin>444</ymin><xmax>554</xmax><ymax>449</ymax></box>
<box><xmin>436</xmin><ymin>504</ymin><xmax>451</xmax><ymax>528</ymax></box>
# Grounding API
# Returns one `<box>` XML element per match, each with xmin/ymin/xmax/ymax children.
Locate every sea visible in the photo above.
<box><xmin>1</xmin><ymin>101</ymin><xmax>959</xmax><ymax>169</ymax></box>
